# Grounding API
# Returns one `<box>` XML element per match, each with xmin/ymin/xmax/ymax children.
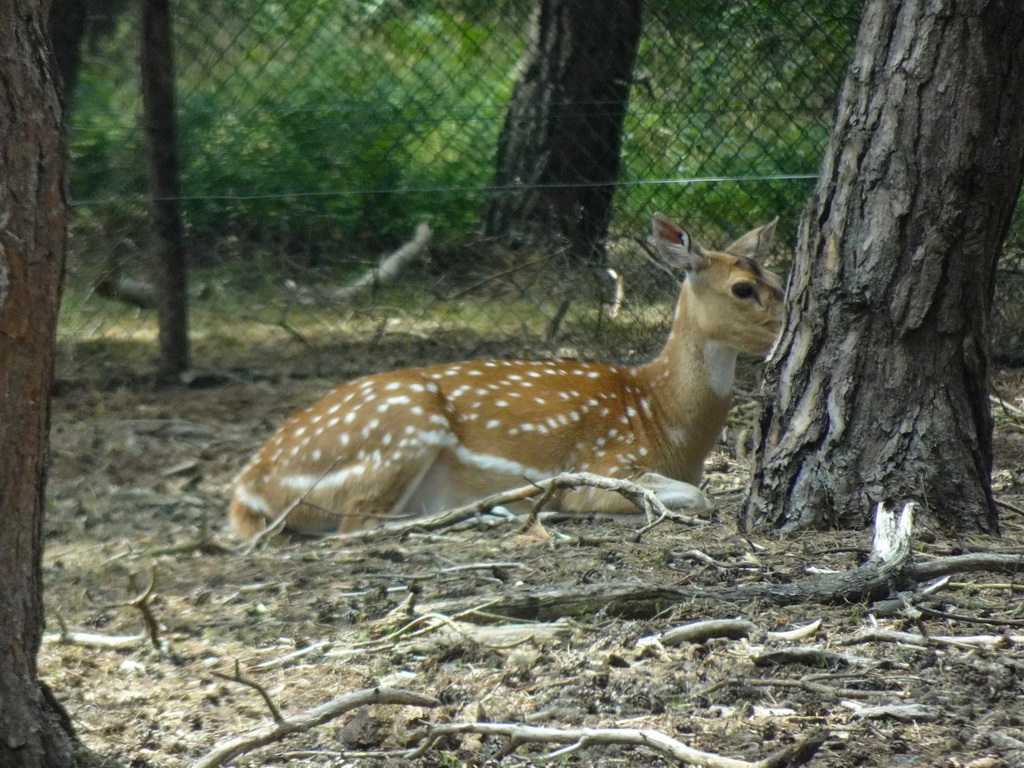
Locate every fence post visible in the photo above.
<box><xmin>140</xmin><ymin>0</ymin><xmax>189</xmax><ymax>380</ymax></box>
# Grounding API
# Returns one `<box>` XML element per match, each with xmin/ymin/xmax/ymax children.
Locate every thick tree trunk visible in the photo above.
<box><xmin>481</xmin><ymin>0</ymin><xmax>642</xmax><ymax>265</ymax></box>
<box><xmin>141</xmin><ymin>0</ymin><xmax>190</xmax><ymax>380</ymax></box>
<box><xmin>0</xmin><ymin>1</ymin><xmax>81</xmax><ymax>766</ymax></box>
<box><xmin>744</xmin><ymin>0</ymin><xmax>1024</xmax><ymax>533</ymax></box>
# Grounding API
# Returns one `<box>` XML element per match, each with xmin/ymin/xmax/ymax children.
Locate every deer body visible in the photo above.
<box><xmin>229</xmin><ymin>214</ymin><xmax>784</xmax><ymax>538</ymax></box>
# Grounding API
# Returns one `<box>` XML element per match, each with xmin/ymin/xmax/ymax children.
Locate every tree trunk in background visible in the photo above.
<box><xmin>48</xmin><ymin>0</ymin><xmax>133</xmax><ymax>106</ymax></box>
<box><xmin>141</xmin><ymin>0</ymin><xmax>190</xmax><ymax>380</ymax></box>
<box><xmin>482</xmin><ymin>0</ymin><xmax>642</xmax><ymax>265</ymax></box>
<box><xmin>0</xmin><ymin>2</ymin><xmax>81</xmax><ymax>766</ymax></box>
<box><xmin>744</xmin><ymin>0</ymin><xmax>1024</xmax><ymax>533</ymax></box>
<box><xmin>47</xmin><ymin>0</ymin><xmax>88</xmax><ymax>102</ymax></box>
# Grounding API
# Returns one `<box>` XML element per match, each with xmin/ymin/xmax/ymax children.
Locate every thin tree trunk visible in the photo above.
<box><xmin>482</xmin><ymin>0</ymin><xmax>642</xmax><ymax>266</ymax></box>
<box><xmin>0</xmin><ymin>1</ymin><xmax>81</xmax><ymax>765</ymax></box>
<box><xmin>141</xmin><ymin>0</ymin><xmax>190</xmax><ymax>379</ymax></box>
<box><xmin>745</xmin><ymin>0</ymin><xmax>1024</xmax><ymax>533</ymax></box>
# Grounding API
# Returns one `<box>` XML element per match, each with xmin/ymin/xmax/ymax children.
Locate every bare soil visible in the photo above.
<box><xmin>40</xmin><ymin>366</ymin><xmax>1024</xmax><ymax>768</ymax></box>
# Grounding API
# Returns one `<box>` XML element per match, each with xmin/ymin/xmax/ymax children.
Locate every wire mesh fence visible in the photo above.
<box><xmin>59</xmin><ymin>0</ymin><xmax>1024</xmax><ymax>387</ymax></box>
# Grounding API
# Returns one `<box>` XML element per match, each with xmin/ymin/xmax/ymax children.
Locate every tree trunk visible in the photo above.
<box><xmin>744</xmin><ymin>0</ymin><xmax>1024</xmax><ymax>533</ymax></box>
<box><xmin>48</xmin><ymin>0</ymin><xmax>133</xmax><ymax>107</ymax></box>
<box><xmin>0</xmin><ymin>2</ymin><xmax>81</xmax><ymax>766</ymax></box>
<box><xmin>47</xmin><ymin>0</ymin><xmax>88</xmax><ymax>103</ymax></box>
<box><xmin>481</xmin><ymin>0</ymin><xmax>642</xmax><ymax>265</ymax></box>
<box><xmin>141</xmin><ymin>0</ymin><xmax>190</xmax><ymax>380</ymax></box>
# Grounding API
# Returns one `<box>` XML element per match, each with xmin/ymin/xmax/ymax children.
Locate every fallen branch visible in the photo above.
<box><xmin>417</xmin><ymin>502</ymin><xmax>916</xmax><ymax>620</ymax></box>
<box><xmin>128</xmin><ymin>565</ymin><xmax>163</xmax><ymax>649</ymax></box>
<box><xmin>840</xmin><ymin>700</ymin><xmax>938</xmax><ymax>722</ymax></box>
<box><xmin>406</xmin><ymin>720</ymin><xmax>827</xmax><ymax>768</ymax></box>
<box><xmin>42</xmin><ymin>627</ymin><xmax>146</xmax><ymax>650</ymax></box>
<box><xmin>189</xmin><ymin>686</ymin><xmax>439</xmax><ymax>768</ymax></box>
<box><xmin>841</xmin><ymin>627</ymin><xmax>1024</xmax><ymax>650</ymax></box>
<box><xmin>659</xmin><ymin>619</ymin><xmax>756</xmax><ymax>646</ymax></box>
<box><xmin>913</xmin><ymin>603</ymin><xmax>1024</xmax><ymax>628</ymax></box>
<box><xmin>327</xmin><ymin>471</ymin><xmax>706</xmax><ymax>545</ymax></box>
<box><xmin>332</xmin><ymin>222</ymin><xmax>431</xmax><ymax>302</ymax></box>
<box><xmin>909</xmin><ymin>551</ymin><xmax>1024</xmax><ymax>581</ymax></box>
<box><xmin>212</xmin><ymin>660</ymin><xmax>285</xmax><ymax>724</ymax></box>
<box><xmin>766</xmin><ymin>619</ymin><xmax>822</xmax><ymax>642</ymax></box>
<box><xmin>43</xmin><ymin>567</ymin><xmax>163</xmax><ymax>651</ymax></box>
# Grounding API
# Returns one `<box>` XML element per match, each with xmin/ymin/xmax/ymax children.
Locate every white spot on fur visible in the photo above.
<box><xmin>453</xmin><ymin>446</ymin><xmax>547</xmax><ymax>479</ymax></box>
<box><xmin>280</xmin><ymin>464</ymin><xmax>366</xmax><ymax>491</ymax></box>
<box><xmin>234</xmin><ymin>485</ymin><xmax>270</xmax><ymax>514</ymax></box>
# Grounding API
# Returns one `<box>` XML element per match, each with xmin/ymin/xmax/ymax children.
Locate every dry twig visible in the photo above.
<box><xmin>842</xmin><ymin>627</ymin><xmax>1024</xmax><ymax>650</ymax></box>
<box><xmin>406</xmin><ymin>720</ymin><xmax>827</xmax><ymax>767</ymax></box>
<box><xmin>212</xmin><ymin>660</ymin><xmax>285</xmax><ymax>724</ymax></box>
<box><xmin>328</xmin><ymin>471</ymin><xmax>705</xmax><ymax>545</ymax></box>
<box><xmin>128</xmin><ymin>565</ymin><xmax>163</xmax><ymax>649</ymax></box>
<box><xmin>189</xmin><ymin>686</ymin><xmax>439</xmax><ymax>768</ymax></box>
<box><xmin>42</xmin><ymin>620</ymin><xmax>146</xmax><ymax>650</ymax></box>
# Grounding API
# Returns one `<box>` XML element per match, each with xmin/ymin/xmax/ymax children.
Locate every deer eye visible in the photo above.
<box><xmin>731</xmin><ymin>282</ymin><xmax>756</xmax><ymax>300</ymax></box>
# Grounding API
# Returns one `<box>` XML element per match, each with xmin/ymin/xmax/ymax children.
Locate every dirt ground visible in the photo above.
<box><xmin>39</xmin><ymin>364</ymin><xmax>1024</xmax><ymax>768</ymax></box>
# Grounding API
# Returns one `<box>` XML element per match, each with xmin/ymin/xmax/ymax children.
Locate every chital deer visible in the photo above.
<box><xmin>229</xmin><ymin>213</ymin><xmax>784</xmax><ymax>538</ymax></box>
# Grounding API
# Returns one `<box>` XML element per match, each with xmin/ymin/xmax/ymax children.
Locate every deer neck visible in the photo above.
<box><xmin>638</xmin><ymin>290</ymin><xmax>736</xmax><ymax>447</ymax></box>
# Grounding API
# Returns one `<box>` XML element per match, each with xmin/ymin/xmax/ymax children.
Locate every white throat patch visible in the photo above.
<box><xmin>704</xmin><ymin>341</ymin><xmax>738</xmax><ymax>398</ymax></box>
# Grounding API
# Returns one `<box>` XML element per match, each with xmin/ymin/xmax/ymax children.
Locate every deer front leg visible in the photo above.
<box><xmin>633</xmin><ymin>471</ymin><xmax>710</xmax><ymax>512</ymax></box>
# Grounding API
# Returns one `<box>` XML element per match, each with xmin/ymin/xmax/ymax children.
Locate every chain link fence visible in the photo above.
<box><xmin>59</xmin><ymin>0</ymin><xmax>1024</xmax><ymax>386</ymax></box>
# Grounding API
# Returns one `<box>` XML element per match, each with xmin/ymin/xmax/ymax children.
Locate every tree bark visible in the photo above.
<box><xmin>0</xmin><ymin>1</ymin><xmax>81</xmax><ymax>765</ymax></box>
<box><xmin>141</xmin><ymin>0</ymin><xmax>190</xmax><ymax>380</ymax></box>
<box><xmin>481</xmin><ymin>0</ymin><xmax>642</xmax><ymax>265</ymax></box>
<box><xmin>744</xmin><ymin>0</ymin><xmax>1024</xmax><ymax>533</ymax></box>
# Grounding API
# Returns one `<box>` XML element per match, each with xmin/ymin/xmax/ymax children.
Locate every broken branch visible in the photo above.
<box><xmin>189</xmin><ymin>686</ymin><xmax>439</xmax><ymax>768</ymax></box>
<box><xmin>406</xmin><ymin>720</ymin><xmax>826</xmax><ymax>768</ymax></box>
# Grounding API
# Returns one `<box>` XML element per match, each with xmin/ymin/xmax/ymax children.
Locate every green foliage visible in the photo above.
<box><xmin>619</xmin><ymin>0</ymin><xmax>860</xmax><ymax>244</ymax></box>
<box><xmin>71</xmin><ymin>0</ymin><xmax>524</xmax><ymax>256</ymax></box>
<box><xmin>68</xmin><ymin>0</ymin><xmax>859</xmax><ymax>260</ymax></box>
<box><xmin>68</xmin><ymin>17</ymin><xmax>145</xmax><ymax>205</ymax></box>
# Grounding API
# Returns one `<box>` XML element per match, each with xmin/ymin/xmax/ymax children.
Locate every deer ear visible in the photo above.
<box><xmin>725</xmin><ymin>217</ymin><xmax>778</xmax><ymax>261</ymax></box>
<box><xmin>652</xmin><ymin>213</ymin><xmax>706</xmax><ymax>272</ymax></box>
